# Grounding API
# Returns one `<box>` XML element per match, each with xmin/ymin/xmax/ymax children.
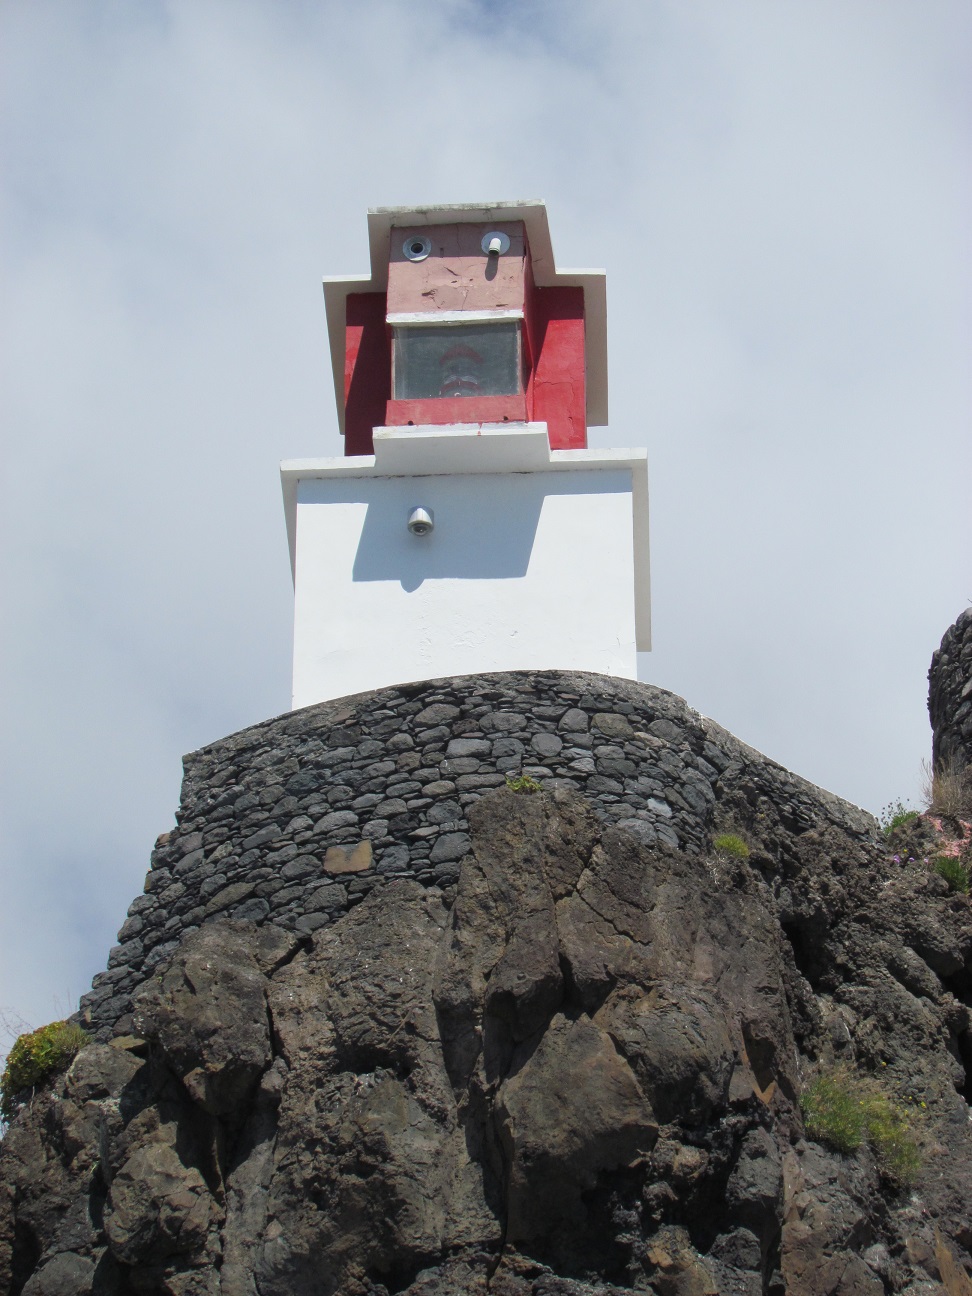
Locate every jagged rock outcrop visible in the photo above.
<box><xmin>4</xmin><ymin>778</ymin><xmax>972</xmax><ymax>1295</ymax></box>
<box><xmin>929</xmin><ymin>608</ymin><xmax>972</xmax><ymax>776</ymax></box>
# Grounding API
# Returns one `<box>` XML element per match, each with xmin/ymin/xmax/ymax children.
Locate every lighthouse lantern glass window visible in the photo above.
<box><xmin>392</xmin><ymin>322</ymin><xmax>521</xmax><ymax>400</ymax></box>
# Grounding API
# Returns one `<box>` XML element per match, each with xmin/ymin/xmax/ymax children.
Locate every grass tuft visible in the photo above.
<box><xmin>801</xmin><ymin>1066</ymin><xmax>922</xmax><ymax>1186</ymax></box>
<box><xmin>933</xmin><ymin>855</ymin><xmax>969</xmax><ymax>894</ymax></box>
<box><xmin>801</xmin><ymin>1069</ymin><xmax>864</xmax><ymax>1153</ymax></box>
<box><xmin>921</xmin><ymin>758</ymin><xmax>972</xmax><ymax>818</ymax></box>
<box><xmin>712</xmin><ymin>833</ymin><xmax>749</xmax><ymax>859</ymax></box>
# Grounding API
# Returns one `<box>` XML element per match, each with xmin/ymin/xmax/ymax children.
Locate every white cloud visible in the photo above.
<box><xmin>1</xmin><ymin>0</ymin><xmax>969</xmax><ymax>1037</ymax></box>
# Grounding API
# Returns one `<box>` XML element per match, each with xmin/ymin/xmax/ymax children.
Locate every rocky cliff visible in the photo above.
<box><xmin>929</xmin><ymin>608</ymin><xmax>972</xmax><ymax>777</ymax></box>
<box><xmin>3</xmin><ymin>642</ymin><xmax>972</xmax><ymax>1296</ymax></box>
<box><xmin>72</xmin><ymin>670</ymin><xmax>876</xmax><ymax>1044</ymax></box>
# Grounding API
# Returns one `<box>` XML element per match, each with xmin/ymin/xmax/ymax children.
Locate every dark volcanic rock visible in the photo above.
<box><xmin>4</xmin><ymin>777</ymin><xmax>972</xmax><ymax>1294</ymax></box>
<box><xmin>929</xmin><ymin>606</ymin><xmax>972</xmax><ymax>776</ymax></box>
<box><xmin>131</xmin><ymin>922</ymin><xmax>297</xmax><ymax>1120</ymax></box>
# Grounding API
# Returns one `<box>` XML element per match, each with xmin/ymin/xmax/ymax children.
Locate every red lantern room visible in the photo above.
<box><xmin>322</xmin><ymin>201</ymin><xmax>608</xmax><ymax>455</ymax></box>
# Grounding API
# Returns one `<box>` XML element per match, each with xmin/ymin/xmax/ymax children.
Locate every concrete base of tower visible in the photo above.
<box><xmin>281</xmin><ymin>423</ymin><xmax>651</xmax><ymax>709</ymax></box>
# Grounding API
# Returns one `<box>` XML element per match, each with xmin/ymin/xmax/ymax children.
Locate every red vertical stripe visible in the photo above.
<box><xmin>529</xmin><ymin>286</ymin><xmax>587</xmax><ymax>450</ymax></box>
<box><xmin>344</xmin><ymin>293</ymin><xmax>390</xmax><ymax>456</ymax></box>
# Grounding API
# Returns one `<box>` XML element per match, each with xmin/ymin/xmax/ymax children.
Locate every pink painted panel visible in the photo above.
<box><xmin>385</xmin><ymin>394</ymin><xmax>529</xmax><ymax>427</ymax></box>
<box><xmin>387</xmin><ymin>221</ymin><xmax>527</xmax><ymax>315</ymax></box>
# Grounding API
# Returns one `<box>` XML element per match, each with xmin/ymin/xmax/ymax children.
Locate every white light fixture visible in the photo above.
<box><xmin>407</xmin><ymin>506</ymin><xmax>434</xmax><ymax>535</ymax></box>
<box><xmin>482</xmin><ymin>231</ymin><xmax>510</xmax><ymax>256</ymax></box>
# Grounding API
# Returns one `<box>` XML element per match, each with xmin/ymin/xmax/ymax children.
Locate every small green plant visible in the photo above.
<box><xmin>505</xmin><ymin>773</ymin><xmax>541</xmax><ymax>795</ymax></box>
<box><xmin>879</xmin><ymin>798</ymin><xmax>919</xmax><ymax>838</ymax></box>
<box><xmin>800</xmin><ymin>1068</ymin><xmax>864</xmax><ymax>1153</ymax></box>
<box><xmin>1</xmin><ymin>1020</ymin><xmax>89</xmax><ymax>1120</ymax></box>
<box><xmin>864</xmin><ymin>1092</ymin><xmax>923</xmax><ymax>1185</ymax></box>
<box><xmin>933</xmin><ymin>855</ymin><xmax>969</xmax><ymax>894</ymax></box>
<box><xmin>712</xmin><ymin>833</ymin><xmax>749</xmax><ymax>859</ymax></box>
<box><xmin>801</xmin><ymin>1066</ymin><xmax>922</xmax><ymax>1185</ymax></box>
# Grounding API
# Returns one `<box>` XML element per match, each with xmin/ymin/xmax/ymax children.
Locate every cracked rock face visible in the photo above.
<box><xmin>4</xmin><ymin>784</ymin><xmax>972</xmax><ymax>1295</ymax></box>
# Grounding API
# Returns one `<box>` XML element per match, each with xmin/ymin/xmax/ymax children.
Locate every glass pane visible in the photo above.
<box><xmin>393</xmin><ymin>322</ymin><xmax>521</xmax><ymax>400</ymax></box>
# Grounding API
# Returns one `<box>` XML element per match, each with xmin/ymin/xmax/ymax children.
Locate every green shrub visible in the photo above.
<box><xmin>879</xmin><ymin>799</ymin><xmax>919</xmax><ymax>838</ymax></box>
<box><xmin>801</xmin><ymin>1069</ymin><xmax>865</xmax><ymax>1153</ymax></box>
<box><xmin>864</xmin><ymin>1091</ymin><xmax>923</xmax><ymax>1185</ymax></box>
<box><xmin>801</xmin><ymin>1066</ymin><xmax>921</xmax><ymax>1185</ymax></box>
<box><xmin>506</xmin><ymin>774</ymin><xmax>541</xmax><ymax>794</ymax></box>
<box><xmin>712</xmin><ymin>833</ymin><xmax>749</xmax><ymax>859</ymax></box>
<box><xmin>1</xmin><ymin>1021</ymin><xmax>89</xmax><ymax>1120</ymax></box>
<box><xmin>933</xmin><ymin>855</ymin><xmax>969</xmax><ymax>894</ymax></box>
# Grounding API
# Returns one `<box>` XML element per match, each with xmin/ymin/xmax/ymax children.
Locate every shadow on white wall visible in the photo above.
<box><xmin>347</xmin><ymin>474</ymin><xmax>627</xmax><ymax>590</ymax></box>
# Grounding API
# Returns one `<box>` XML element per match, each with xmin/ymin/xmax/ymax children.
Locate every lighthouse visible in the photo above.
<box><xmin>281</xmin><ymin>201</ymin><xmax>650</xmax><ymax>710</ymax></box>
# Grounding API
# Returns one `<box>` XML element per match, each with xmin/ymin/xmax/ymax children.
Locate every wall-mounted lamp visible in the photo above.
<box><xmin>482</xmin><ymin>231</ymin><xmax>510</xmax><ymax>256</ymax></box>
<box><xmin>407</xmin><ymin>506</ymin><xmax>434</xmax><ymax>536</ymax></box>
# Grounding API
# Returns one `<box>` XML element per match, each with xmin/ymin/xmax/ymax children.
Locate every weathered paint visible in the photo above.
<box><xmin>344</xmin><ymin>293</ymin><xmax>389</xmax><ymax>455</ymax></box>
<box><xmin>341</xmin><ymin>220</ymin><xmax>588</xmax><ymax>453</ymax></box>
<box><xmin>387</xmin><ymin>221</ymin><xmax>526</xmax><ymax>315</ymax></box>
<box><xmin>324</xmin><ymin>204</ymin><xmax>608</xmax><ymax>431</ymax></box>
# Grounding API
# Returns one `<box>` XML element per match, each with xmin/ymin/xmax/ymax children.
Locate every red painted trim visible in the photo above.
<box><xmin>529</xmin><ymin>286</ymin><xmax>587</xmax><ymax>450</ymax></box>
<box><xmin>344</xmin><ymin>293</ymin><xmax>389</xmax><ymax>456</ymax></box>
<box><xmin>385</xmin><ymin>395</ymin><xmax>529</xmax><ymax>427</ymax></box>
<box><xmin>340</xmin><ymin>266</ymin><xmax>587</xmax><ymax>453</ymax></box>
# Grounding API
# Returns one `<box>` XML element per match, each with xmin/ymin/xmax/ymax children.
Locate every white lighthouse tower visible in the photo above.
<box><xmin>281</xmin><ymin>201</ymin><xmax>650</xmax><ymax>710</ymax></box>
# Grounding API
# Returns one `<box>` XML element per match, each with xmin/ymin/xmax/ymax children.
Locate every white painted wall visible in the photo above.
<box><xmin>291</xmin><ymin>468</ymin><xmax>637</xmax><ymax>708</ymax></box>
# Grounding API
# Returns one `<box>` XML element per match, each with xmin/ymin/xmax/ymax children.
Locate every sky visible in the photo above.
<box><xmin>1</xmin><ymin>0</ymin><xmax>970</xmax><ymax>1045</ymax></box>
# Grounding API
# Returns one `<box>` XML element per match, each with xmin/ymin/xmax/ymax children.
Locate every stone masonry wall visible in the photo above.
<box><xmin>79</xmin><ymin>670</ymin><xmax>876</xmax><ymax>1040</ymax></box>
<box><xmin>929</xmin><ymin>607</ymin><xmax>972</xmax><ymax>774</ymax></box>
